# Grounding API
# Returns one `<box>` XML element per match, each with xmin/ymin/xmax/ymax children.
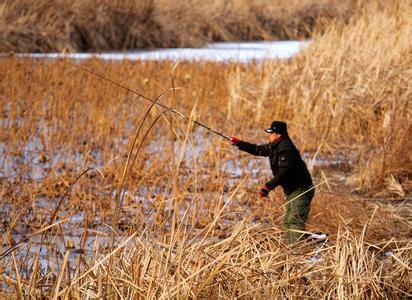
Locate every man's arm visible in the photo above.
<box><xmin>234</xmin><ymin>139</ymin><xmax>272</xmax><ymax>157</ymax></box>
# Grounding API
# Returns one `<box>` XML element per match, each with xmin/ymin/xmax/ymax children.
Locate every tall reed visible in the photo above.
<box><xmin>0</xmin><ymin>0</ymin><xmax>356</xmax><ymax>52</ymax></box>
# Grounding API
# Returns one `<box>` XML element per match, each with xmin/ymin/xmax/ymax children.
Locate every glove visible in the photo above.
<box><xmin>259</xmin><ymin>186</ymin><xmax>270</xmax><ymax>198</ymax></box>
<box><xmin>230</xmin><ymin>136</ymin><xmax>240</xmax><ymax>146</ymax></box>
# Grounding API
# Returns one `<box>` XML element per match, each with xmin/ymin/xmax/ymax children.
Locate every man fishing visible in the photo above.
<box><xmin>230</xmin><ymin>121</ymin><xmax>314</xmax><ymax>244</ymax></box>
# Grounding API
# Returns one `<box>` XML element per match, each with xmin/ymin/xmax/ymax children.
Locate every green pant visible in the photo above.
<box><xmin>284</xmin><ymin>186</ymin><xmax>315</xmax><ymax>244</ymax></box>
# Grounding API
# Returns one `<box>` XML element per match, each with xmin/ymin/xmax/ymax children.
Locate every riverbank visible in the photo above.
<box><xmin>0</xmin><ymin>0</ymin><xmax>355</xmax><ymax>53</ymax></box>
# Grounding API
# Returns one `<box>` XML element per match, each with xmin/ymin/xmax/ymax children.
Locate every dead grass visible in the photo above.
<box><xmin>0</xmin><ymin>0</ymin><xmax>357</xmax><ymax>52</ymax></box>
<box><xmin>0</xmin><ymin>0</ymin><xmax>411</xmax><ymax>298</ymax></box>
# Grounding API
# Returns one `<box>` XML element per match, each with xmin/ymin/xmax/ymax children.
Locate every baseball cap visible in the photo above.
<box><xmin>264</xmin><ymin>121</ymin><xmax>288</xmax><ymax>135</ymax></box>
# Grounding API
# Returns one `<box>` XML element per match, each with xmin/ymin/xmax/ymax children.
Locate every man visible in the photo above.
<box><xmin>230</xmin><ymin>121</ymin><xmax>314</xmax><ymax>244</ymax></box>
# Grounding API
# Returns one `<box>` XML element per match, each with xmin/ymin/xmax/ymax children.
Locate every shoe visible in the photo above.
<box><xmin>309</xmin><ymin>232</ymin><xmax>328</xmax><ymax>241</ymax></box>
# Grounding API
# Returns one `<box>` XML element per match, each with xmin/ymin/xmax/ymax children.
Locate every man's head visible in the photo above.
<box><xmin>264</xmin><ymin>121</ymin><xmax>287</xmax><ymax>144</ymax></box>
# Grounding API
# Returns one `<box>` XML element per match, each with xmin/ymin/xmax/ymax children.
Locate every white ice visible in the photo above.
<box><xmin>21</xmin><ymin>40</ymin><xmax>310</xmax><ymax>62</ymax></box>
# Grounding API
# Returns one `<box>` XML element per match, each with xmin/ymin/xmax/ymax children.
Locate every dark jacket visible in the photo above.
<box><xmin>237</xmin><ymin>136</ymin><xmax>313</xmax><ymax>195</ymax></box>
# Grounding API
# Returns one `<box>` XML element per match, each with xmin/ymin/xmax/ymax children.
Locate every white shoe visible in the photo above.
<box><xmin>310</xmin><ymin>233</ymin><xmax>327</xmax><ymax>240</ymax></box>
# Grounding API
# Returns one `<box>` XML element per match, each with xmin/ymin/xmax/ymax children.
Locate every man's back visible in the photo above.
<box><xmin>268</xmin><ymin>136</ymin><xmax>312</xmax><ymax>195</ymax></box>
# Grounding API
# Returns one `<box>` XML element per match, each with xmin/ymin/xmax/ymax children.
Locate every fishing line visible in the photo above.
<box><xmin>65</xmin><ymin>61</ymin><xmax>230</xmax><ymax>140</ymax></box>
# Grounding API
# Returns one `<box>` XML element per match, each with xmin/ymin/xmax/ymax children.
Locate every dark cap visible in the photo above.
<box><xmin>264</xmin><ymin>121</ymin><xmax>287</xmax><ymax>135</ymax></box>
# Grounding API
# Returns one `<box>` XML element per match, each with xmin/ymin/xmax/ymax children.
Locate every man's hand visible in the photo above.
<box><xmin>259</xmin><ymin>186</ymin><xmax>270</xmax><ymax>198</ymax></box>
<box><xmin>230</xmin><ymin>136</ymin><xmax>240</xmax><ymax>146</ymax></box>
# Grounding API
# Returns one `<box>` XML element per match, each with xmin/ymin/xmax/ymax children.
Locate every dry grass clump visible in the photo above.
<box><xmin>0</xmin><ymin>0</ymin><xmax>357</xmax><ymax>52</ymax></box>
<box><xmin>2</xmin><ymin>216</ymin><xmax>410</xmax><ymax>298</ymax></box>
<box><xmin>80</xmin><ymin>229</ymin><xmax>409</xmax><ymax>299</ymax></box>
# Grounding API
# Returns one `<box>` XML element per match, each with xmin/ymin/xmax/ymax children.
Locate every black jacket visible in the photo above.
<box><xmin>236</xmin><ymin>136</ymin><xmax>313</xmax><ymax>195</ymax></box>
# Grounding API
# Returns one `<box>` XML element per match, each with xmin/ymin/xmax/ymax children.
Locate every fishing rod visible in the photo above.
<box><xmin>65</xmin><ymin>61</ymin><xmax>230</xmax><ymax>140</ymax></box>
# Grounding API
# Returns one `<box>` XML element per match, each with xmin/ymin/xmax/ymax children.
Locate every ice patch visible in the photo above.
<box><xmin>16</xmin><ymin>40</ymin><xmax>310</xmax><ymax>63</ymax></box>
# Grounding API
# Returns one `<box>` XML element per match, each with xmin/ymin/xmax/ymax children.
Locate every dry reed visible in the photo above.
<box><xmin>0</xmin><ymin>0</ymin><xmax>357</xmax><ymax>52</ymax></box>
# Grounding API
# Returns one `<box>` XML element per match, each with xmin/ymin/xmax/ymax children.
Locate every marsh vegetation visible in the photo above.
<box><xmin>0</xmin><ymin>0</ymin><xmax>411</xmax><ymax>298</ymax></box>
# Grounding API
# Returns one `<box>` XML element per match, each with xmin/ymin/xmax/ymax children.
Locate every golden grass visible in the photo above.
<box><xmin>0</xmin><ymin>0</ymin><xmax>357</xmax><ymax>52</ymax></box>
<box><xmin>46</xmin><ymin>224</ymin><xmax>409</xmax><ymax>299</ymax></box>
<box><xmin>0</xmin><ymin>0</ymin><xmax>411</xmax><ymax>298</ymax></box>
